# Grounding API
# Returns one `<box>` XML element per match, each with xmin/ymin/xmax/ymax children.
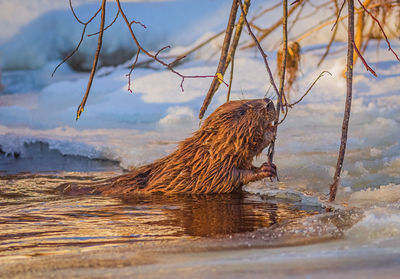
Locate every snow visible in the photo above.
<box><xmin>0</xmin><ymin>0</ymin><xmax>230</xmax><ymax>70</ymax></box>
<box><xmin>347</xmin><ymin>204</ymin><xmax>400</xmax><ymax>242</ymax></box>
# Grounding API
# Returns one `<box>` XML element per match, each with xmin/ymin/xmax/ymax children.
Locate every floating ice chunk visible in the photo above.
<box><xmin>244</xmin><ymin>183</ymin><xmax>323</xmax><ymax>207</ymax></box>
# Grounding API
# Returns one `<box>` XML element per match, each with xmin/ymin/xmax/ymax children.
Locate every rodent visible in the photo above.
<box><xmin>58</xmin><ymin>98</ymin><xmax>277</xmax><ymax>196</ymax></box>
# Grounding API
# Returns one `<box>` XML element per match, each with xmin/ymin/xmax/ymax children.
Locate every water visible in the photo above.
<box><xmin>0</xmin><ymin>172</ymin><xmax>352</xmax><ymax>279</ymax></box>
<box><xmin>0</xmin><ymin>173</ymin><xmax>323</xmax><ymax>257</ymax></box>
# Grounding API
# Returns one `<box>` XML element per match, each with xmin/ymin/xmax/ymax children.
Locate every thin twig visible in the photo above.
<box><xmin>69</xmin><ymin>0</ymin><xmax>92</xmax><ymax>25</ymax></box>
<box><xmin>125</xmin><ymin>29</ymin><xmax>223</xmax><ymax>71</ymax></box>
<box><xmin>155</xmin><ymin>46</ymin><xmax>171</xmax><ymax>58</ymax></box>
<box><xmin>295</xmin><ymin>15</ymin><xmax>344</xmax><ymax>42</ymax></box>
<box><xmin>225</xmin><ymin>0</ymin><xmax>251</xmax><ymax>80</ymax></box>
<box><xmin>352</xmin><ymin>40</ymin><xmax>377</xmax><ymax>76</ymax></box>
<box><xmin>52</xmin><ymin>25</ymin><xmax>87</xmax><ymax>77</ymax></box>
<box><xmin>332</xmin><ymin>0</ymin><xmax>346</xmax><ymax>31</ymax></box>
<box><xmin>268</xmin><ymin>0</ymin><xmax>288</xmax><ymax>171</ymax></box>
<box><xmin>76</xmin><ymin>0</ymin><xmax>107</xmax><ymax>120</ymax></box>
<box><xmin>127</xmin><ymin>49</ymin><xmax>140</xmax><ymax>93</ymax></box>
<box><xmin>250</xmin><ymin>1</ymin><xmax>282</xmax><ymax>22</ymax></box>
<box><xmin>88</xmin><ymin>10</ymin><xmax>119</xmax><ymax>37</ymax></box>
<box><xmin>52</xmin><ymin>5</ymin><xmax>101</xmax><ymax>76</ymax></box>
<box><xmin>353</xmin><ymin>0</ymin><xmax>372</xmax><ymax>65</ymax></box>
<box><xmin>289</xmin><ymin>71</ymin><xmax>332</xmax><ymax>106</ymax></box>
<box><xmin>115</xmin><ymin>0</ymin><xmax>228</xmax><ymax>94</ymax></box>
<box><xmin>318</xmin><ymin>0</ymin><xmax>340</xmax><ymax>67</ymax></box>
<box><xmin>357</xmin><ymin>0</ymin><xmax>400</xmax><ymax>61</ymax></box>
<box><xmin>199</xmin><ymin>0</ymin><xmax>239</xmax><ymax>119</ymax></box>
<box><xmin>249</xmin><ymin>22</ymin><xmax>264</xmax><ymax>32</ymax></box>
<box><xmin>243</xmin><ymin>1</ymin><xmax>301</xmax><ymax>49</ymax></box>
<box><xmin>329</xmin><ymin>0</ymin><xmax>355</xmax><ymax>202</ymax></box>
<box><xmin>227</xmin><ymin>56</ymin><xmax>235</xmax><ymax>102</ymax></box>
<box><xmin>169</xmin><ymin>30</ymin><xmax>225</xmax><ymax>68</ymax></box>
<box><xmin>205</xmin><ymin>0</ymin><xmax>251</xmax><ymax>107</ymax></box>
<box><xmin>129</xmin><ymin>20</ymin><xmax>147</xmax><ymax>29</ymax></box>
<box><xmin>226</xmin><ymin>0</ymin><xmax>252</xmax><ymax>102</ymax></box>
<box><xmin>287</xmin><ymin>0</ymin><xmax>306</xmax><ymax>34</ymax></box>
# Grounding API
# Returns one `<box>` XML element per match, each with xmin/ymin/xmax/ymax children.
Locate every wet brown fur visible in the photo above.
<box><xmin>59</xmin><ymin>98</ymin><xmax>276</xmax><ymax>196</ymax></box>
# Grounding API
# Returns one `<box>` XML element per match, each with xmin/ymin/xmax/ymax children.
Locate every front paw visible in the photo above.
<box><xmin>257</xmin><ymin>162</ymin><xmax>277</xmax><ymax>178</ymax></box>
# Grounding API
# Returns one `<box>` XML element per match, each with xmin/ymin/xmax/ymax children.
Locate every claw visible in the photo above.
<box><xmin>259</xmin><ymin>162</ymin><xmax>276</xmax><ymax>176</ymax></box>
<box><xmin>258</xmin><ymin>162</ymin><xmax>278</xmax><ymax>181</ymax></box>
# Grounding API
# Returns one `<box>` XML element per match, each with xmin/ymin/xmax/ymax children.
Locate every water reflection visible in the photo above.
<box><xmin>0</xmin><ymin>174</ymin><xmax>320</xmax><ymax>257</ymax></box>
<box><xmin>128</xmin><ymin>194</ymin><xmax>316</xmax><ymax>237</ymax></box>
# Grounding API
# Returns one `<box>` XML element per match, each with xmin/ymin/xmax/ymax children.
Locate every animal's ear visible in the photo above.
<box><xmin>264</xmin><ymin>98</ymin><xmax>274</xmax><ymax>109</ymax></box>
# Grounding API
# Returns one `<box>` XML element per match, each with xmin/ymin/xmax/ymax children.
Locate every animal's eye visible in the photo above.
<box><xmin>238</xmin><ymin>109</ymin><xmax>246</xmax><ymax>116</ymax></box>
<box><xmin>266</xmin><ymin>101</ymin><xmax>274</xmax><ymax>109</ymax></box>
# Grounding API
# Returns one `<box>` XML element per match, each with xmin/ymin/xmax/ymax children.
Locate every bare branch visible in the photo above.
<box><xmin>88</xmin><ymin>10</ymin><xmax>119</xmax><ymax>37</ymax></box>
<box><xmin>268</xmin><ymin>0</ymin><xmax>288</xmax><ymax>169</ymax></box>
<box><xmin>331</xmin><ymin>0</ymin><xmax>346</xmax><ymax>31</ymax></box>
<box><xmin>69</xmin><ymin>0</ymin><xmax>101</xmax><ymax>25</ymax></box>
<box><xmin>318</xmin><ymin>1</ymin><xmax>341</xmax><ymax>67</ymax></box>
<box><xmin>289</xmin><ymin>71</ymin><xmax>332</xmax><ymax>106</ymax></box>
<box><xmin>52</xmin><ymin>25</ymin><xmax>87</xmax><ymax>77</ymax></box>
<box><xmin>200</xmin><ymin>0</ymin><xmax>251</xmax><ymax>108</ymax></box>
<box><xmin>76</xmin><ymin>0</ymin><xmax>107</xmax><ymax>120</ymax></box>
<box><xmin>330</xmin><ymin>0</ymin><xmax>355</xmax><ymax>202</ymax></box>
<box><xmin>114</xmin><ymin>0</ymin><xmax>227</xmax><ymax>97</ymax></box>
<box><xmin>250</xmin><ymin>1</ymin><xmax>282</xmax><ymax>22</ymax></box>
<box><xmin>242</xmin><ymin>1</ymin><xmax>301</xmax><ymax>49</ymax></box>
<box><xmin>199</xmin><ymin>0</ymin><xmax>239</xmax><ymax>119</ymax></box>
<box><xmin>227</xmin><ymin>56</ymin><xmax>235</xmax><ymax>102</ymax></box>
<box><xmin>124</xmin><ymin>30</ymin><xmax>225</xmax><ymax>70</ymax></box>
<box><xmin>52</xmin><ymin>4</ymin><xmax>102</xmax><ymax>76</ymax></box>
<box><xmin>295</xmin><ymin>15</ymin><xmax>345</xmax><ymax>42</ymax></box>
<box><xmin>169</xmin><ymin>30</ymin><xmax>225</xmax><ymax>68</ymax></box>
<box><xmin>154</xmin><ymin>46</ymin><xmax>171</xmax><ymax>58</ymax></box>
<box><xmin>357</xmin><ymin>0</ymin><xmax>400</xmax><ymax>61</ymax></box>
<box><xmin>127</xmin><ymin>49</ymin><xmax>140</xmax><ymax>93</ymax></box>
<box><xmin>287</xmin><ymin>0</ymin><xmax>306</xmax><ymax>34</ymax></box>
<box><xmin>130</xmin><ymin>20</ymin><xmax>147</xmax><ymax>29</ymax></box>
<box><xmin>352</xmin><ymin>40</ymin><xmax>377</xmax><ymax>77</ymax></box>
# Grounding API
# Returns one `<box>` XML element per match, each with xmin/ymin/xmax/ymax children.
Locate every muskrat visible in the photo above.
<box><xmin>58</xmin><ymin>98</ymin><xmax>277</xmax><ymax>196</ymax></box>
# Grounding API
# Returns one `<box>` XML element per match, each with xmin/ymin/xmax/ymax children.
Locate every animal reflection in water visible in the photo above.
<box><xmin>122</xmin><ymin>193</ymin><xmax>318</xmax><ymax>237</ymax></box>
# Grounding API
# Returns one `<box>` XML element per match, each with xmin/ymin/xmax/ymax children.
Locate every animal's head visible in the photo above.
<box><xmin>199</xmin><ymin>98</ymin><xmax>276</xmax><ymax>163</ymax></box>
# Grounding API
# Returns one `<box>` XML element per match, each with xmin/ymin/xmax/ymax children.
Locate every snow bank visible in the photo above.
<box><xmin>346</xmin><ymin>206</ymin><xmax>400</xmax><ymax>242</ymax></box>
<box><xmin>349</xmin><ymin>184</ymin><xmax>400</xmax><ymax>206</ymax></box>
<box><xmin>345</xmin><ymin>184</ymin><xmax>400</xmax><ymax>242</ymax></box>
<box><xmin>0</xmin><ymin>0</ymin><xmax>229</xmax><ymax>70</ymax></box>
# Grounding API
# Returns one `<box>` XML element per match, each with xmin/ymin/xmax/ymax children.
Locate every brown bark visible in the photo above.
<box><xmin>268</xmin><ymin>0</ymin><xmax>288</xmax><ymax>165</ymax></box>
<box><xmin>354</xmin><ymin>0</ymin><xmax>372</xmax><ymax>64</ymax></box>
<box><xmin>199</xmin><ymin>0</ymin><xmax>239</xmax><ymax>119</ymax></box>
<box><xmin>329</xmin><ymin>0</ymin><xmax>355</xmax><ymax>202</ymax></box>
<box><xmin>76</xmin><ymin>0</ymin><xmax>106</xmax><ymax>120</ymax></box>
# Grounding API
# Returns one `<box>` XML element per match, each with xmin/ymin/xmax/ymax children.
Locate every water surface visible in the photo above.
<box><xmin>0</xmin><ymin>172</ymin><xmax>322</xmax><ymax>260</ymax></box>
